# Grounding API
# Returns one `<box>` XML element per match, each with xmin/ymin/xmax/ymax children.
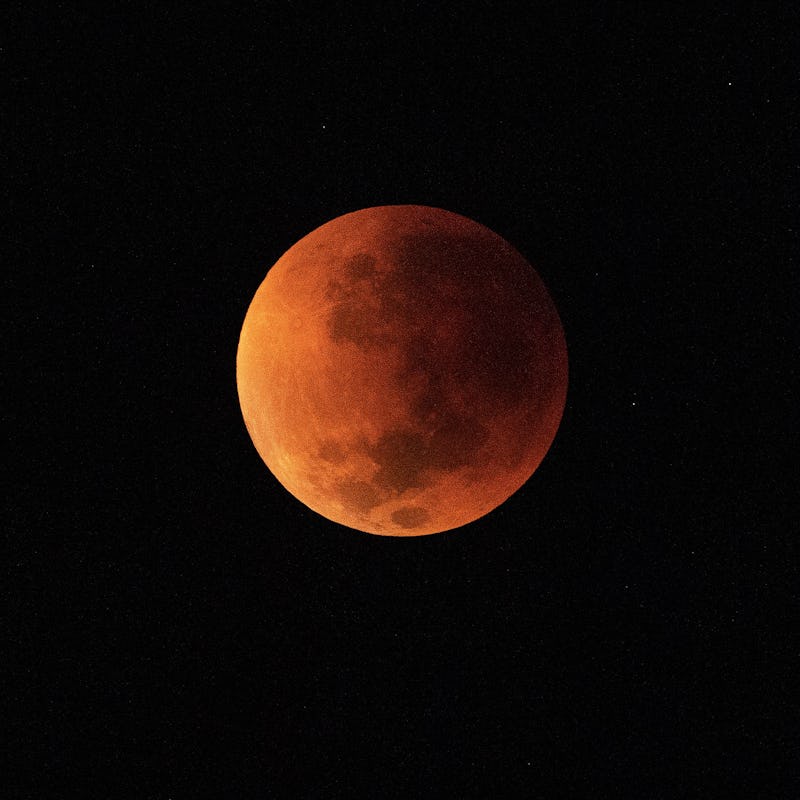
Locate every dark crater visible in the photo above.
<box><xmin>337</xmin><ymin>479</ymin><xmax>381</xmax><ymax>513</ymax></box>
<box><xmin>367</xmin><ymin>412</ymin><xmax>488</xmax><ymax>494</ymax></box>
<box><xmin>391</xmin><ymin>506</ymin><xmax>430</xmax><ymax>529</ymax></box>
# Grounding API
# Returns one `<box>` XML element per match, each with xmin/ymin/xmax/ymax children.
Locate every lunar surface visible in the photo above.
<box><xmin>236</xmin><ymin>206</ymin><xmax>567</xmax><ymax>536</ymax></box>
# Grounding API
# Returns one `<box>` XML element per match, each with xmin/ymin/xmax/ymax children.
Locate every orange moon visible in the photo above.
<box><xmin>236</xmin><ymin>206</ymin><xmax>568</xmax><ymax>536</ymax></box>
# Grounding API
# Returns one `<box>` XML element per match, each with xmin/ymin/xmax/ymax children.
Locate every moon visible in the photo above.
<box><xmin>236</xmin><ymin>206</ymin><xmax>568</xmax><ymax>536</ymax></box>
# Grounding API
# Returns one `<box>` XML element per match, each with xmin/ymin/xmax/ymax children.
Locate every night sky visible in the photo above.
<box><xmin>8</xmin><ymin>5</ymin><xmax>797</xmax><ymax>797</ymax></box>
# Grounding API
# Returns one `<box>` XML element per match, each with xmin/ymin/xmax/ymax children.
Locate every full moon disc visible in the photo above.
<box><xmin>237</xmin><ymin>206</ymin><xmax>567</xmax><ymax>536</ymax></box>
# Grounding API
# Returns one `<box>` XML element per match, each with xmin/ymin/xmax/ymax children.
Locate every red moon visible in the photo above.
<box><xmin>237</xmin><ymin>206</ymin><xmax>568</xmax><ymax>536</ymax></box>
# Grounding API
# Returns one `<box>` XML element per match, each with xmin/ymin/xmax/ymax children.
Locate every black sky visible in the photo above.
<box><xmin>7</xmin><ymin>4</ymin><xmax>798</xmax><ymax>798</ymax></box>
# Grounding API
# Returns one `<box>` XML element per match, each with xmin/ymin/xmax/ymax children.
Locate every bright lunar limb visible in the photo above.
<box><xmin>236</xmin><ymin>205</ymin><xmax>568</xmax><ymax>536</ymax></box>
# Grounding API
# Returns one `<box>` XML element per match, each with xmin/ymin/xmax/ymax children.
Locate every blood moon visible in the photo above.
<box><xmin>236</xmin><ymin>206</ymin><xmax>567</xmax><ymax>536</ymax></box>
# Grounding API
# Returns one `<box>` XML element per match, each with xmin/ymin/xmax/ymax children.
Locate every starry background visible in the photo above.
<box><xmin>7</xmin><ymin>4</ymin><xmax>797</xmax><ymax>798</ymax></box>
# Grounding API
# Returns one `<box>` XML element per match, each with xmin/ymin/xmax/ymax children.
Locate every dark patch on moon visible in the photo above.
<box><xmin>328</xmin><ymin>303</ymin><xmax>379</xmax><ymax>347</ymax></box>
<box><xmin>318</xmin><ymin>439</ymin><xmax>347</xmax><ymax>463</ymax></box>
<box><xmin>369</xmin><ymin>428</ymin><xmax>428</xmax><ymax>492</ymax></box>
<box><xmin>386</xmin><ymin>228</ymin><xmax>552</xmax><ymax>412</ymax></box>
<box><xmin>325</xmin><ymin>278</ymin><xmax>343</xmax><ymax>301</ymax></box>
<box><xmin>367</xmin><ymin>413</ymin><xmax>488</xmax><ymax>494</ymax></box>
<box><xmin>391</xmin><ymin>506</ymin><xmax>430</xmax><ymax>529</ymax></box>
<box><xmin>337</xmin><ymin>479</ymin><xmax>381</xmax><ymax>513</ymax></box>
<box><xmin>325</xmin><ymin>252</ymin><xmax>390</xmax><ymax>349</ymax></box>
<box><xmin>344</xmin><ymin>252</ymin><xmax>377</xmax><ymax>280</ymax></box>
<box><xmin>426</xmin><ymin>412</ymin><xmax>488</xmax><ymax>471</ymax></box>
